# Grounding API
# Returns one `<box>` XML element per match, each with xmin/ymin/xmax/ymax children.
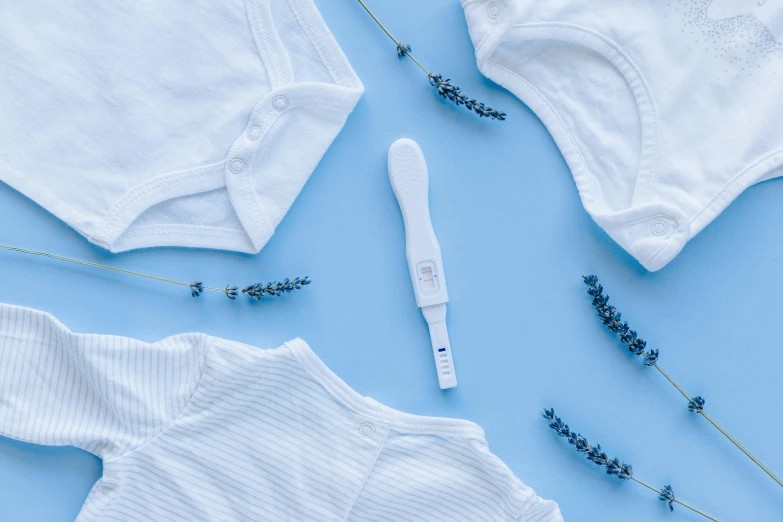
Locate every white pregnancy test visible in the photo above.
<box><xmin>388</xmin><ymin>138</ymin><xmax>457</xmax><ymax>389</ymax></box>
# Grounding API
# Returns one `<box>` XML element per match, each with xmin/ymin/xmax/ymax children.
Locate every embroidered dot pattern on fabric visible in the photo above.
<box><xmin>668</xmin><ymin>0</ymin><xmax>783</xmax><ymax>82</ymax></box>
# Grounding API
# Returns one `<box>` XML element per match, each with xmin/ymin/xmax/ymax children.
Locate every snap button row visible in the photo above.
<box><xmin>650</xmin><ymin>220</ymin><xmax>668</xmax><ymax>237</ymax></box>
<box><xmin>359</xmin><ymin>422</ymin><xmax>375</xmax><ymax>438</ymax></box>
<box><xmin>273</xmin><ymin>95</ymin><xmax>289</xmax><ymax>111</ymax></box>
<box><xmin>247</xmin><ymin>126</ymin><xmax>261</xmax><ymax>141</ymax></box>
<box><xmin>487</xmin><ymin>2</ymin><xmax>502</xmax><ymax>19</ymax></box>
<box><xmin>229</xmin><ymin>159</ymin><xmax>245</xmax><ymax>174</ymax></box>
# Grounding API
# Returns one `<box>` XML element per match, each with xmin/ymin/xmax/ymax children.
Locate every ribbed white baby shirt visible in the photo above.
<box><xmin>0</xmin><ymin>304</ymin><xmax>563</xmax><ymax>522</ymax></box>
<box><xmin>463</xmin><ymin>0</ymin><xmax>783</xmax><ymax>271</ymax></box>
<box><xmin>0</xmin><ymin>0</ymin><xmax>363</xmax><ymax>254</ymax></box>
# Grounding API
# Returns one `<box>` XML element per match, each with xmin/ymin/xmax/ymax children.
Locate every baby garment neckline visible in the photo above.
<box><xmin>285</xmin><ymin>338</ymin><xmax>487</xmax><ymax>439</ymax></box>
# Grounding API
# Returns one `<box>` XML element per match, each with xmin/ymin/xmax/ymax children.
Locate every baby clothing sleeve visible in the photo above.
<box><xmin>0</xmin><ymin>305</ymin><xmax>210</xmax><ymax>460</ymax></box>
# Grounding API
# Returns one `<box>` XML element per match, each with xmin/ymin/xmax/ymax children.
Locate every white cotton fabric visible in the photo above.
<box><xmin>462</xmin><ymin>0</ymin><xmax>783</xmax><ymax>271</ymax></box>
<box><xmin>0</xmin><ymin>303</ymin><xmax>563</xmax><ymax>522</ymax></box>
<box><xmin>0</xmin><ymin>0</ymin><xmax>363</xmax><ymax>254</ymax></box>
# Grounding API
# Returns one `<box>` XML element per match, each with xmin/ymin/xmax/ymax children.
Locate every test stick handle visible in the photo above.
<box><xmin>388</xmin><ymin>138</ymin><xmax>448</xmax><ymax>308</ymax></box>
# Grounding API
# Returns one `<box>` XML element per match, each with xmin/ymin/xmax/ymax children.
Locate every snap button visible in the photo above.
<box><xmin>651</xmin><ymin>220</ymin><xmax>668</xmax><ymax>237</ymax></box>
<box><xmin>273</xmin><ymin>96</ymin><xmax>289</xmax><ymax>111</ymax></box>
<box><xmin>359</xmin><ymin>422</ymin><xmax>375</xmax><ymax>438</ymax></box>
<box><xmin>229</xmin><ymin>159</ymin><xmax>245</xmax><ymax>173</ymax></box>
<box><xmin>487</xmin><ymin>2</ymin><xmax>502</xmax><ymax>19</ymax></box>
<box><xmin>247</xmin><ymin>126</ymin><xmax>261</xmax><ymax>140</ymax></box>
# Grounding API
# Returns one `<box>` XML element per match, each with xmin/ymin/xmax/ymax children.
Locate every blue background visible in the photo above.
<box><xmin>2</xmin><ymin>1</ymin><xmax>782</xmax><ymax>520</ymax></box>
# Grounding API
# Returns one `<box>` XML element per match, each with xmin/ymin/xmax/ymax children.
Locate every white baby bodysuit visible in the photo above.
<box><xmin>0</xmin><ymin>303</ymin><xmax>563</xmax><ymax>522</ymax></box>
<box><xmin>462</xmin><ymin>0</ymin><xmax>783</xmax><ymax>271</ymax></box>
<box><xmin>0</xmin><ymin>0</ymin><xmax>363</xmax><ymax>254</ymax></box>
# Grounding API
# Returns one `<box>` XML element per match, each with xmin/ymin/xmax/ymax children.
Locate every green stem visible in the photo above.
<box><xmin>653</xmin><ymin>363</ymin><xmax>693</xmax><ymax>403</ymax></box>
<box><xmin>631</xmin><ymin>478</ymin><xmax>720</xmax><ymax>522</ymax></box>
<box><xmin>355</xmin><ymin>0</ymin><xmax>397</xmax><ymax>44</ymax></box>
<box><xmin>652</xmin><ymin>363</ymin><xmax>783</xmax><ymax>489</ymax></box>
<box><xmin>0</xmin><ymin>245</ymin><xmax>224</xmax><ymax>293</ymax></box>
<box><xmin>699</xmin><ymin>410</ymin><xmax>783</xmax><ymax>488</ymax></box>
<box><xmin>354</xmin><ymin>0</ymin><xmax>430</xmax><ymax>75</ymax></box>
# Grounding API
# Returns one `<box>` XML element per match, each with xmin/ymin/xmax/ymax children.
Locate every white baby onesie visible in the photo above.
<box><xmin>462</xmin><ymin>0</ymin><xmax>783</xmax><ymax>271</ymax></box>
<box><xmin>0</xmin><ymin>0</ymin><xmax>363</xmax><ymax>254</ymax></box>
<box><xmin>0</xmin><ymin>303</ymin><xmax>563</xmax><ymax>522</ymax></box>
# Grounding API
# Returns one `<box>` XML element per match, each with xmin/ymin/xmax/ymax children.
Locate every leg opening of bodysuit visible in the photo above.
<box><xmin>108</xmin><ymin>188</ymin><xmax>255</xmax><ymax>253</ymax></box>
<box><xmin>489</xmin><ymin>36</ymin><xmax>645</xmax><ymax>214</ymax></box>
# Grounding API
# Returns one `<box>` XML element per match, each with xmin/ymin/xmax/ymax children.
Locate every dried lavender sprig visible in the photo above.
<box><xmin>659</xmin><ymin>485</ymin><xmax>676</xmax><ymax>512</ymax></box>
<box><xmin>355</xmin><ymin>0</ymin><xmax>505</xmax><ymax>121</ymax></box>
<box><xmin>543</xmin><ymin>408</ymin><xmax>633</xmax><ymax>480</ymax></box>
<box><xmin>225</xmin><ymin>286</ymin><xmax>239</xmax><ymax>300</ymax></box>
<box><xmin>242</xmin><ymin>277</ymin><xmax>311</xmax><ymax>300</ymax></box>
<box><xmin>543</xmin><ymin>408</ymin><xmax>719</xmax><ymax>521</ymax></box>
<box><xmin>0</xmin><ymin>245</ymin><xmax>310</xmax><ymax>302</ymax></box>
<box><xmin>582</xmin><ymin>275</ymin><xmax>783</xmax><ymax>489</ymax></box>
<box><xmin>190</xmin><ymin>282</ymin><xmax>205</xmax><ymax>297</ymax></box>
<box><xmin>427</xmin><ymin>74</ymin><xmax>506</xmax><ymax>120</ymax></box>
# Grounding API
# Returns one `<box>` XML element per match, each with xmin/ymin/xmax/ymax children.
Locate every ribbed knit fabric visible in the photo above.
<box><xmin>0</xmin><ymin>303</ymin><xmax>563</xmax><ymax>521</ymax></box>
